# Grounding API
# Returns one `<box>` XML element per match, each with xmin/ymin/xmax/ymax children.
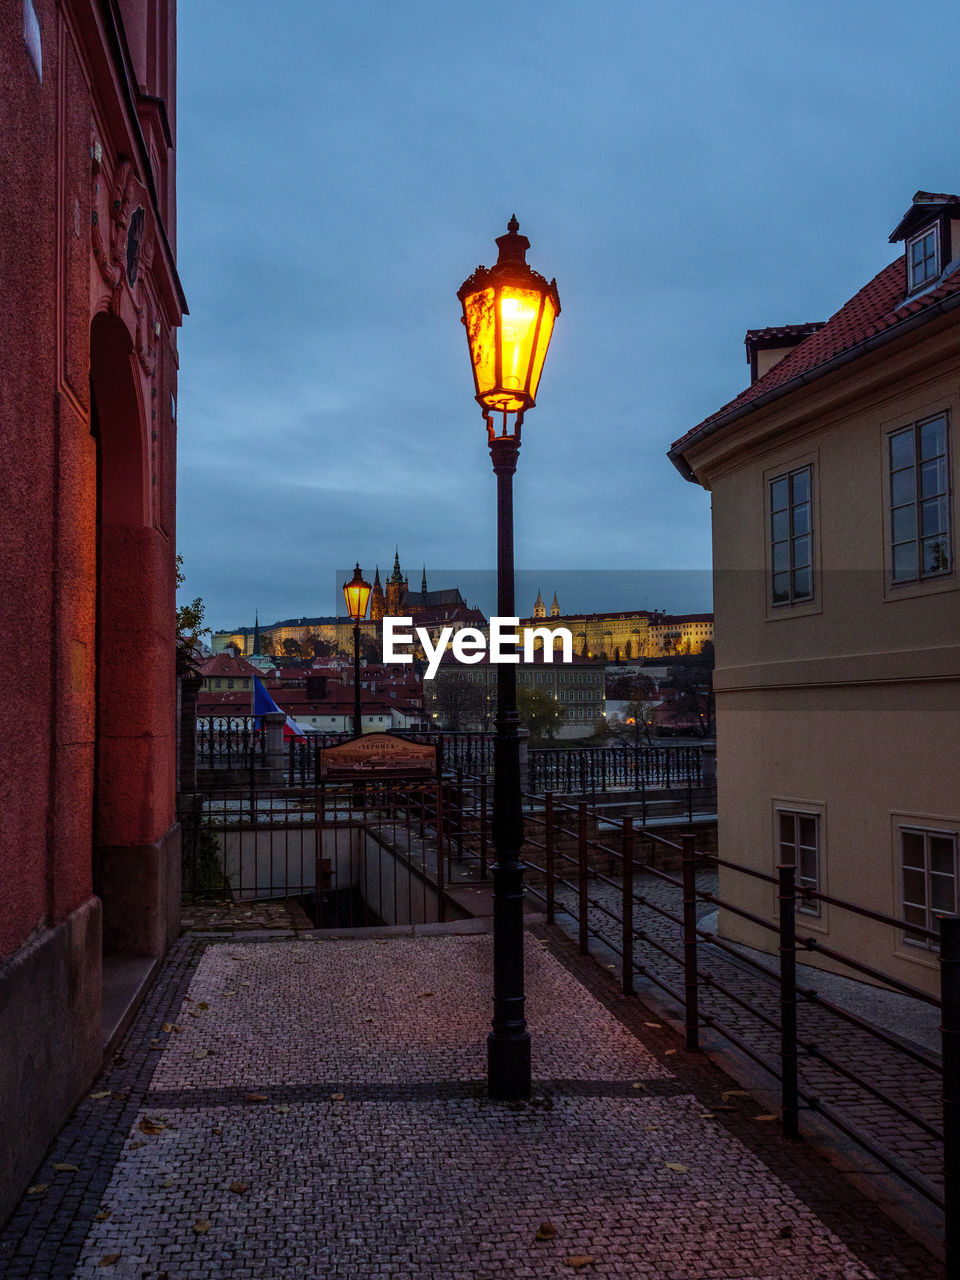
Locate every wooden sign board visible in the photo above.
<box><xmin>319</xmin><ymin>733</ymin><xmax>438</xmax><ymax>779</ymax></box>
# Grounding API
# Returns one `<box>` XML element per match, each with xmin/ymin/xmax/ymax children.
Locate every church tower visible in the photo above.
<box><xmin>370</xmin><ymin>566</ymin><xmax>385</xmax><ymax>622</ymax></box>
<box><xmin>534</xmin><ymin>590</ymin><xmax>545</xmax><ymax>619</ymax></box>
<box><xmin>386</xmin><ymin>547</ymin><xmax>406</xmax><ymax>616</ymax></box>
<box><xmin>551</xmin><ymin>592</ymin><xmax>561</xmax><ymax>618</ymax></box>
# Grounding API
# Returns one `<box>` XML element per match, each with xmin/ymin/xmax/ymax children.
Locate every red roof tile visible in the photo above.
<box><xmin>670</xmin><ymin>250</ymin><xmax>960</xmax><ymax>462</ymax></box>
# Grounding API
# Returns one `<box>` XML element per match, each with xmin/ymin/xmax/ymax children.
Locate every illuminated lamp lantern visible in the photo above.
<box><xmin>457</xmin><ymin>216</ymin><xmax>560</xmax><ymax>440</ymax></box>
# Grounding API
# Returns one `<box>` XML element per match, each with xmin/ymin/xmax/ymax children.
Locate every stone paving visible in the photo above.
<box><xmin>0</xmin><ymin>924</ymin><xmax>941</xmax><ymax>1279</ymax></box>
<box><xmin>550</xmin><ymin>868</ymin><xmax>944</xmax><ymax>1198</ymax></box>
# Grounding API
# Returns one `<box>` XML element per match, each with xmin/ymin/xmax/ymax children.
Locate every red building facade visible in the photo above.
<box><xmin>0</xmin><ymin>0</ymin><xmax>185</xmax><ymax>1219</ymax></box>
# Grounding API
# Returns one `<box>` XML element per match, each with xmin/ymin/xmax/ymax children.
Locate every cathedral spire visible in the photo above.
<box><xmin>534</xmin><ymin>590</ymin><xmax>545</xmax><ymax>619</ymax></box>
<box><xmin>390</xmin><ymin>546</ymin><xmax>404</xmax><ymax>586</ymax></box>
<box><xmin>421</xmin><ymin>564</ymin><xmax>428</xmax><ymax>595</ymax></box>
<box><xmin>252</xmin><ymin>612</ymin><xmax>261</xmax><ymax>656</ymax></box>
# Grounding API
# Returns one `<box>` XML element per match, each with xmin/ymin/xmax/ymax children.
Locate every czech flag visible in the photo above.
<box><xmin>253</xmin><ymin>677</ymin><xmax>309</xmax><ymax>742</ymax></box>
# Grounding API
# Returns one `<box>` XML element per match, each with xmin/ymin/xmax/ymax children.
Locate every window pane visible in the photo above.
<box><xmin>798</xmin><ymin>848</ymin><xmax>818</xmax><ymax>883</ymax></box>
<box><xmin>792</xmin><ymin>566</ymin><xmax>812</xmax><ymax>598</ymax></box>
<box><xmin>922</xmin><ymin>497</ymin><xmax>948</xmax><ymax>537</ymax></box>
<box><xmin>931</xmin><ymin>836</ymin><xmax>956</xmax><ymax>876</ymax></box>
<box><xmin>892</xmin><ymin>504</ymin><xmax>916</xmax><ymax>544</ymax></box>
<box><xmin>792</xmin><ymin>503</ymin><xmax>810</xmax><ymax>536</ymax></box>
<box><xmin>792</xmin><ymin>535</ymin><xmax>811</xmax><ymax>569</ymax></box>
<box><xmin>901</xmin><ymin>831</ymin><xmax>925</xmax><ymax>868</ymax></box>
<box><xmin>770</xmin><ymin>477</ymin><xmax>788</xmax><ymax>511</ymax></box>
<box><xmin>892</xmin><ymin>543</ymin><xmax>918</xmax><ymax>581</ymax></box>
<box><xmin>798</xmin><ymin>815</ymin><xmax>817</xmax><ymax>848</ymax></box>
<box><xmin>891</xmin><ymin>468</ymin><xmax>915</xmax><ymax>507</ymax></box>
<box><xmin>779</xmin><ymin>813</ymin><xmax>795</xmax><ymax>846</ymax></box>
<box><xmin>931</xmin><ymin>874</ymin><xmax>955</xmax><ymax>913</ymax></box>
<box><xmin>902</xmin><ymin>867</ymin><xmax>927</xmax><ymax>905</ymax></box>
<box><xmin>889</xmin><ymin>430</ymin><xmax>915</xmax><ymax>471</ymax></box>
<box><xmin>771</xmin><ymin>510</ymin><xmax>789</xmax><ymax>542</ymax></box>
<box><xmin>772</xmin><ymin>541</ymin><xmax>789</xmax><ymax>573</ymax></box>
<box><xmin>772</xmin><ymin>572</ymin><xmax>790</xmax><ymax>604</ymax></box>
<box><xmin>920</xmin><ymin>457</ymin><xmax>947</xmax><ymax>499</ymax></box>
<box><xmin>923</xmin><ymin>537</ymin><xmax>950</xmax><ymax>574</ymax></box>
<box><xmin>920</xmin><ymin>417</ymin><xmax>946</xmax><ymax>461</ymax></box>
<box><xmin>791</xmin><ymin>469</ymin><xmax>810</xmax><ymax>504</ymax></box>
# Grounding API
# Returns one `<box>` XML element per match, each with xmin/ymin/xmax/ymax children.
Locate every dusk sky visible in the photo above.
<box><xmin>175</xmin><ymin>0</ymin><xmax>960</xmax><ymax>633</ymax></box>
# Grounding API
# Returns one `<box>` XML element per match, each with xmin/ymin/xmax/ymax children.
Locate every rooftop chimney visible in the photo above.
<box><xmin>744</xmin><ymin>323</ymin><xmax>825</xmax><ymax>385</ymax></box>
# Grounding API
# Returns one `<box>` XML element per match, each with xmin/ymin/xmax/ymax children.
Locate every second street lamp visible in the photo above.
<box><xmin>458</xmin><ymin>217</ymin><xmax>560</xmax><ymax>1099</ymax></box>
<box><xmin>343</xmin><ymin>564</ymin><xmax>371</xmax><ymax>738</ymax></box>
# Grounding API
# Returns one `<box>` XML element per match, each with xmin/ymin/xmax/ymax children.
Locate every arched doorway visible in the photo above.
<box><xmin>90</xmin><ymin>312</ymin><xmax>179</xmax><ymax>973</ymax></box>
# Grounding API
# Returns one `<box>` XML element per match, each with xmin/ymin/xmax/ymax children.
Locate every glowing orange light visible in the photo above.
<box><xmin>343</xmin><ymin>564</ymin><xmax>371</xmax><ymax>623</ymax></box>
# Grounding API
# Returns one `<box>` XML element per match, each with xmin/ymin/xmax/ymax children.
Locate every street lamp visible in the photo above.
<box><xmin>343</xmin><ymin>564</ymin><xmax>371</xmax><ymax>738</ymax></box>
<box><xmin>458</xmin><ymin>217</ymin><xmax>560</xmax><ymax>1099</ymax></box>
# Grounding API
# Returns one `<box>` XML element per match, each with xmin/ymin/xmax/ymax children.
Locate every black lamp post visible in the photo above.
<box><xmin>458</xmin><ymin>217</ymin><xmax>560</xmax><ymax>1099</ymax></box>
<box><xmin>343</xmin><ymin>564</ymin><xmax>371</xmax><ymax>738</ymax></box>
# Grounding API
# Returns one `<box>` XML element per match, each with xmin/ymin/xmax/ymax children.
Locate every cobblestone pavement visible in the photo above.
<box><xmin>0</xmin><ymin>925</ymin><xmax>940</xmax><ymax>1279</ymax></box>
<box><xmin>551</xmin><ymin>869</ymin><xmax>943</xmax><ymax>1196</ymax></box>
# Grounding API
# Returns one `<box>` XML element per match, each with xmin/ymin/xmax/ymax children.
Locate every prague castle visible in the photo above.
<box><xmin>520</xmin><ymin>594</ymin><xmax>713</xmax><ymax>660</ymax></box>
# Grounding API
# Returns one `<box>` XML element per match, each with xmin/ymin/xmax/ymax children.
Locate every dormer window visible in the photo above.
<box><xmin>907</xmin><ymin>224</ymin><xmax>940</xmax><ymax>293</ymax></box>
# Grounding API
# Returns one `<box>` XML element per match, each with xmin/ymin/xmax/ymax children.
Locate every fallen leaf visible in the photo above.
<box><xmin>721</xmin><ymin>1090</ymin><xmax>748</xmax><ymax>1101</ymax></box>
<box><xmin>275</xmin><ymin>1104</ymin><xmax>290</xmax><ymax>1116</ymax></box>
<box><xmin>188</xmin><ymin>1011</ymin><xmax>201</xmax><ymax>1019</ymax></box>
<box><xmin>195</xmin><ymin>1049</ymin><xmax>210</xmax><ymax>1060</ymax></box>
<box><xmin>211</xmin><ymin>1127</ymin><xmax>223</xmax><ymax>1136</ymax></box>
<box><xmin>664</xmin><ymin>1049</ymin><xmax>677</xmax><ymax>1056</ymax></box>
<box><xmin>90</xmin><ymin>1090</ymin><xmax>111</xmax><ymax>1100</ymax></box>
<box><xmin>630</xmin><ymin>1082</ymin><xmax>646</xmax><ymax>1091</ymax></box>
<box><xmin>606</xmin><ymin>963</ymin><xmax>615</xmax><ymax>969</ymax></box>
<box><xmin>418</xmin><ymin>992</ymin><xmax>434</xmax><ymax>998</ymax></box>
<box><xmin>240</xmin><ymin>981</ymin><xmax>251</xmax><ymax>987</ymax></box>
<box><xmin>665</xmin><ymin>1162</ymin><xmax>688</xmax><ymax>1173</ymax></box>
<box><xmin>644</xmin><ymin>1022</ymin><xmax>662</xmax><ymax>1028</ymax></box>
<box><xmin>753</xmin><ymin>1114</ymin><xmax>779</xmax><ymax>1122</ymax></box>
<box><xmin>26</xmin><ymin>1184</ymin><xmax>48</xmax><ymax>1195</ymax></box>
<box><xmin>139</xmin><ymin>1119</ymin><xmax>166</xmax><ymax>1136</ymax></box>
<box><xmin>95</xmin><ymin>1210</ymin><xmax>111</xmax><ymax>1221</ymax></box>
<box><xmin>161</xmin><ymin>1023</ymin><xmax>174</xmax><ymax>1034</ymax></box>
<box><xmin>535</xmin><ymin>1222</ymin><xmax>556</xmax><ymax>1241</ymax></box>
<box><xmin>128</xmin><ymin>1140</ymin><xmax>146</xmax><ymax>1150</ymax></box>
<box><xmin>193</xmin><ymin>1220</ymin><xmax>211</xmax><ymax>1234</ymax></box>
<box><xmin>330</xmin><ymin>1092</ymin><xmax>345</xmax><ymax>1101</ymax></box>
<box><xmin>229</xmin><ymin>1180</ymin><xmax>250</xmax><ymax>1194</ymax></box>
<box><xmin>713</xmin><ymin>1104</ymin><xmax>737</xmax><ymax>1112</ymax></box>
<box><xmin>223</xmin><ymin>991</ymin><xmax>237</xmax><ymax>998</ymax></box>
<box><xmin>52</xmin><ymin>1163</ymin><xmax>78</xmax><ymax>1172</ymax></box>
<box><xmin>113</xmin><ymin>1091</ymin><xmax>129</xmax><ymax>1100</ymax></box>
<box><xmin>197</xmin><ymin>1002</ymin><xmax>209</xmax><ymax>1011</ymax></box>
<box><xmin>363</xmin><ymin>1016</ymin><xmax>375</xmax><ymax>1023</ymax></box>
<box><xmin>184</xmin><ymin>996</ymin><xmax>194</xmax><ymax>1002</ymax></box>
<box><xmin>699</xmin><ymin>1112</ymin><xmax>717</xmax><ymax>1119</ymax></box>
<box><xmin>98</xmin><ymin>1254</ymin><xmax>121</xmax><ymax>1267</ymax></box>
<box><xmin>245</xmin><ymin>1093</ymin><xmax>267</xmax><ymax>1103</ymax></box>
<box><xmin>564</xmin><ymin>1257</ymin><xmax>595</xmax><ymax>1269</ymax></box>
<box><xmin>161</xmin><ymin>1176</ymin><xmax>176</xmax><ymax>1188</ymax></box>
<box><xmin>643</xmin><ymin>1125</ymin><xmax>659</xmax><ymax>1131</ymax></box>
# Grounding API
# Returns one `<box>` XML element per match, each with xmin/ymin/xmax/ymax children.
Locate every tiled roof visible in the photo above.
<box><xmin>744</xmin><ymin>322</ymin><xmax>825</xmax><ymax>345</ymax></box>
<box><xmin>670</xmin><ymin>249</ymin><xmax>960</xmax><ymax>463</ymax></box>
<box><xmin>198</xmin><ymin>654</ymin><xmax>259</xmax><ymax>678</ymax></box>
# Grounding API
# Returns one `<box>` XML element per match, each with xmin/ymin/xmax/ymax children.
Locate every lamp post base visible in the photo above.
<box><xmin>487</xmin><ymin>1028</ymin><xmax>531</xmax><ymax>1100</ymax></box>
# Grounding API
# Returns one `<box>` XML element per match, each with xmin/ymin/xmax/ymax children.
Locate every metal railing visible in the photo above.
<box><xmin>519</xmin><ymin>791</ymin><xmax>958</xmax><ymax>1273</ymax></box>
<box><xmin>195</xmin><ymin>716</ymin><xmax>267</xmax><ymax>770</ymax></box>
<box><xmin>528</xmin><ymin>744</ymin><xmax>705</xmax><ymax>793</ymax></box>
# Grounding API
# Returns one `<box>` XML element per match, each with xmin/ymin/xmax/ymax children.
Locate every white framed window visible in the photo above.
<box><xmin>907</xmin><ymin>224</ymin><xmax>940</xmax><ymax>293</ymax></box>
<box><xmin>769</xmin><ymin>466</ymin><xmax>813</xmax><ymax>605</ymax></box>
<box><xmin>777</xmin><ymin>809</ymin><xmax>821</xmax><ymax>916</ymax></box>
<box><xmin>900</xmin><ymin>826</ymin><xmax>958</xmax><ymax>949</ymax></box>
<box><xmin>888</xmin><ymin>413</ymin><xmax>951</xmax><ymax>583</ymax></box>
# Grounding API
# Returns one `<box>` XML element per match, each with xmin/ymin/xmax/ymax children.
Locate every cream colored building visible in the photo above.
<box><xmin>669</xmin><ymin>190</ymin><xmax>960</xmax><ymax>996</ymax></box>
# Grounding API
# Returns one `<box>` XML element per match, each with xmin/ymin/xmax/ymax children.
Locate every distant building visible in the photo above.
<box><xmin>431</xmin><ymin>650</ymin><xmax>605</xmax><ymax>738</ymax></box>
<box><xmin>520</xmin><ymin>597</ymin><xmax>714</xmax><ymax>661</ymax></box>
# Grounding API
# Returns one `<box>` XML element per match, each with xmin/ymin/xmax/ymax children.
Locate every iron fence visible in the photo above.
<box><xmin>519</xmin><ymin>791</ymin><xmax>958</xmax><ymax>1274</ymax></box>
